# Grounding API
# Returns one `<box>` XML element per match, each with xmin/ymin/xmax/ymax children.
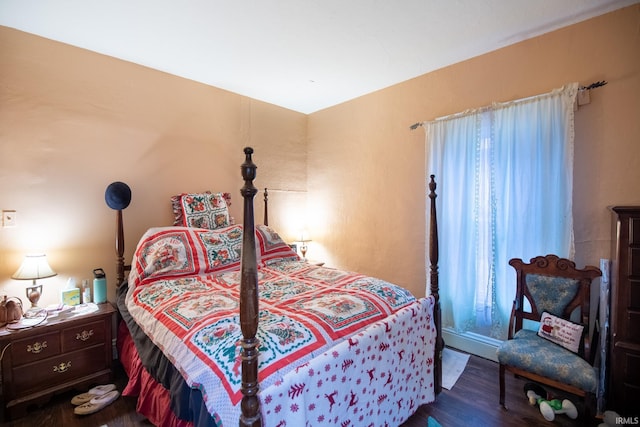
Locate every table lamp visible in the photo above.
<box><xmin>12</xmin><ymin>254</ymin><xmax>57</xmax><ymax>310</ymax></box>
<box><xmin>298</xmin><ymin>230</ymin><xmax>311</xmax><ymax>261</ymax></box>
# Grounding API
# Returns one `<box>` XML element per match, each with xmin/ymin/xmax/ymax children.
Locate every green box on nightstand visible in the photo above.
<box><xmin>60</xmin><ymin>288</ymin><xmax>80</xmax><ymax>306</ymax></box>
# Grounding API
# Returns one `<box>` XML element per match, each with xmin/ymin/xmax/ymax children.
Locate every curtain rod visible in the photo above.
<box><xmin>409</xmin><ymin>80</ymin><xmax>607</xmax><ymax>130</ymax></box>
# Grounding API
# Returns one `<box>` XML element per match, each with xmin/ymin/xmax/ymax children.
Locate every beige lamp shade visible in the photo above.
<box><xmin>298</xmin><ymin>229</ymin><xmax>311</xmax><ymax>243</ymax></box>
<box><xmin>12</xmin><ymin>254</ymin><xmax>57</xmax><ymax>282</ymax></box>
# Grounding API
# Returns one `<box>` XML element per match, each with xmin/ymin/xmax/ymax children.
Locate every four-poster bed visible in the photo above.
<box><xmin>110</xmin><ymin>147</ymin><xmax>443</xmax><ymax>426</ymax></box>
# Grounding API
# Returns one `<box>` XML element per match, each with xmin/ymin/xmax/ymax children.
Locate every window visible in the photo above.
<box><xmin>426</xmin><ymin>84</ymin><xmax>578</xmax><ymax>343</ymax></box>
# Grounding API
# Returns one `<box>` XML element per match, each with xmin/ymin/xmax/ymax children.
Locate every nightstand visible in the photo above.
<box><xmin>0</xmin><ymin>303</ymin><xmax>115</xmax><ymax>421</ymax></box>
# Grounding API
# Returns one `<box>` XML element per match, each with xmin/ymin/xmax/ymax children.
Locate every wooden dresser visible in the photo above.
<box><xmin>0</xmin><ymin>303</ymin><xmax>115</xmax><ymax>420</ymax></box>
<box><xmin>609</xmin><ymin>206</ymin><xmax>640</xmax><ymax>417</ymax></box>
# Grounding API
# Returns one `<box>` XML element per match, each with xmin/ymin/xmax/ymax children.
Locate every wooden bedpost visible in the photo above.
<box><xmin>429</xmin><ymin>175</ymin><xmax>444</xmax><ymax>395</ymax></box>
<box><xmin>263</xmin><ymin>188</ymin><xmax>269</xmax><ymax>226</ymax></box>
<box><xmin>116</xmin><ymin>209</ymin><xmax>125</xmax><ymax>286</ymax></box>
<box><xmin>105</xmin><ymin>181</ymin><xmax>132</xmax><ymax>287</ymax></box>
<box><xmin>239</xmin><ymin>147</ymin><xmax>262</xmax><ymax>427</ymax></box>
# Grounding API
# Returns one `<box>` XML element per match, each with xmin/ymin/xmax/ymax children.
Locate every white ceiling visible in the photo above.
<box><xmin>0</xmin><ymin>0</ymin><xmax>637</xmax><ymax>114</ymax></box>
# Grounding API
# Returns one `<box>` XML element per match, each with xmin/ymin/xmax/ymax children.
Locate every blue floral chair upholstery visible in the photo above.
<box><xmin>496</xmin><ymin>255</ymin><xmax>601</xmax><ymax>422</ymax></box>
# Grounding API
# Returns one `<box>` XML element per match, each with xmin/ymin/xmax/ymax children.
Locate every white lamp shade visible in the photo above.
<box><xmin>12</xmin><ymin>254</ymin><xmax>57</xmax><ymax>281</ymax></box>
<box><xmin>299</xmin><ymin>230</ymin><xmax>311</xmax><ymax>243</ymax></box>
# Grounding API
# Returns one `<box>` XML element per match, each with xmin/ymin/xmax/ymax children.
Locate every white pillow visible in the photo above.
<box><xmin>537</xmin><ymin>311</ymin><xmax>584</xmax><ymax>353</ymax></box>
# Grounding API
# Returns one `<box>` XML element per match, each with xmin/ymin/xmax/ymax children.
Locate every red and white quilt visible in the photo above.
<box><xmin>126</xmin><ymin>226</ymin><xmax>436</xmax><ymax>426</ymax></box>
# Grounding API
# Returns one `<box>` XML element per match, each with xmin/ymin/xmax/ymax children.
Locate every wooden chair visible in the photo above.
<box><xmin>496</xmin><ymin>254</ymin><xmax>602</xmax><ymax>422</ymax></box>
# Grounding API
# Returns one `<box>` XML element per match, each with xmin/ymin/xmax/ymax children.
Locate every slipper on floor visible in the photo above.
<box><xmin>74</xmin><ymin>390</ymin><xmax>120</xmax><ymax>415</ymax></box>
<box><xmin>71</xmin><ymin>384</ymin><xmax>117</xmax><ymax>405</ymax></box>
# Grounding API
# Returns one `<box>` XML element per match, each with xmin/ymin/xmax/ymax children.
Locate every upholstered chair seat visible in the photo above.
<box><xmin>497</xmin><ymin>329</ymin><xmax>597</xmax><ymax>393</ymax></box>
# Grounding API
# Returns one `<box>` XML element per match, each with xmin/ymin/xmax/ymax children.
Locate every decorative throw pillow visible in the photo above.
<box><xmin>537</xmin><ymin>311</ymin><xmax>584</xmax><ymax>353</ymax></box>
<box><xmin>255</xmin><ymin>225</ymin><xmax>300</xmax><ymax>264</ymax></box>
<box><xmin>171</xmin><ymin>192</ymin><xmax>233</xmax><ymax>229</ymax></box>
<box><xmin>131</xmin><ymin>227</ymin><xmax>198</xmax><ymax>285</ymax></box>
<box><xmin>196</xmin><ymin>225</ymin><xmax>244</xmax><ymax>273</ymax></box>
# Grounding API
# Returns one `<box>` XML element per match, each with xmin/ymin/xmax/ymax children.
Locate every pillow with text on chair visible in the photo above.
<box><xmin>537</xmin><ymin>311</ymin><xmax>584</xmax><ymax>354</ymax></box>
<box><xmin>171</xmin><ymin>192</ymin><xmax>234</xmax><ymax>229</ymax></box>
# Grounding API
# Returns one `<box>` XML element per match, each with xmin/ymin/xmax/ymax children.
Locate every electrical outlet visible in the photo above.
<box><xmin>2</xmin><ymin>210</ymin><xmax>17</xmax><ymax>227</ymax></box>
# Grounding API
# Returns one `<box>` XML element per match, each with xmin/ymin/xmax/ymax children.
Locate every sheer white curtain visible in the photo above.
<box><xmin>426</xmin><ymin>83</ymin><xmax>578</xmax><ymax>340</ymax></box>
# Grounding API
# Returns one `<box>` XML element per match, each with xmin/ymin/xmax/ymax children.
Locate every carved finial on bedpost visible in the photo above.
<box><xmin>239</xmin><ymin>147</ymin><xmax>262</xmax><ymax>427</ymax></box>
<box><xmin>242</xmin><ymin>147</ymin><xmax>257</xmax><ymax>187</ymax></box>
<box><xmin>428</xmin><ymin>174</ymin><xmax>444</xmax><ymax>395</ymax></box>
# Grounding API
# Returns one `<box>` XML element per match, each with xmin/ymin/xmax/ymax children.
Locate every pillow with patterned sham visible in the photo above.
<box><xmin>130</xmin><ymin>227</ymin><xmax>198</xmax><ymax>285</ymax></box>
<box><xmin>129</xmin><ymin>225</ymin><xmax>244</xmax><ymax>287</ymax></box>
<box><xmin>196</xmin><ymin>225</ymin><xmax>244</xmax><ymax>273</ymax></box>
<box><xmin>256</xmin><ymin>225</ymin><xmax>300</xmax><ymax>264</ymax></box>
<box><xmin>171</xmin><ymin>192</ymin><xmax>233</xmax><ymax>229</ymax></box>
<box><xmin>537</xmin><ymin>311</ymin><xmax>584</xmax><ymax>354</ymax></box>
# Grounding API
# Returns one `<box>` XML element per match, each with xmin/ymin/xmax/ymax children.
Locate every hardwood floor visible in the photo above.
<box><xmin>1</xmin><ymin>353</ymin><xmax>598</xmax><ymax>426</ymax></box>
<box><xmin>402</xmin><ymin>352</ymin><xmax>598</xmax><ymax>427</ymax></box>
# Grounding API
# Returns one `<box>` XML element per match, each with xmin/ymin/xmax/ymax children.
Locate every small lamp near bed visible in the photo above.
<box><xmin>12</xmin><ymin>253</ymin><xmax>57</xmax><ymax>313</ymax></box>
<box><xmin>298</xmin><ymin>229</ymin><xmax>311</xmax><ymax>261</ymax></box>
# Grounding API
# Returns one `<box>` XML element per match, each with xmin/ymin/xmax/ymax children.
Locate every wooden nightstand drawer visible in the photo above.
<box><xmin>12</xmin><ymin>345</ymin><xmax>107</xmax><ymax>394</ymax></box>
<box><xmin>11</xmin><ymin>331</ymin><xmax>61</xmax><ymax>365</ymax></box>
<box><xmin>62</xmin><ymin>320</ymin><xmax>106</xmax><ymax>352</ymax></box>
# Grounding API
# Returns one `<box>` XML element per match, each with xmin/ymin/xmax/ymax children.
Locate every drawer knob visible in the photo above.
<box><xmin>76</xmin><ymin>329</ymin><xmax>94</xmax><ymax>341</ymax></box>
<box><xmin>27</xmin><ymin>341</ymin><xmax>48</xmax><ymax>354</ymax></box>
<box><xmin>53</xmin><ymin>361</ymin><xmax>72</xmax><ymax>373</ymax></box>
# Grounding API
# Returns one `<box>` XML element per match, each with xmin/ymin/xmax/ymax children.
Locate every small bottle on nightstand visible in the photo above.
<box><xmin>81</xmin><ymin>279</ymin><xmax>91</xmax><ymax>303</ymax></box>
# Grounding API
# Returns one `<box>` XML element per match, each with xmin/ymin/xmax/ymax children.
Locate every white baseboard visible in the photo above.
<box><xmin>442</xmin><ymin>328</ymin><xmax>502</xmax><ymax>362</ymax></box>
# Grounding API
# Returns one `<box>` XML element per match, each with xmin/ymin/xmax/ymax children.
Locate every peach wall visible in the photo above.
<box><xmin>0</xmin><ymin>26</ymin><xmax>307</xmax><ymax>306</ymax></box>
<box><xmin>307</xmin><ymin>5</ymin><xmax>640</xmax><ymax>297</ymax></box>
<box><xmin>0</xmin><ymin>6</ymin><xmax>638</xmax><ymax>307</ymax></box>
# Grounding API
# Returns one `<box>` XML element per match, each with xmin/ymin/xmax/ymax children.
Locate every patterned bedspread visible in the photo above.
<box><xmin>126</xmin><ymin>225</ymin><xmax>436</xmax><ymax>426</ymax></box>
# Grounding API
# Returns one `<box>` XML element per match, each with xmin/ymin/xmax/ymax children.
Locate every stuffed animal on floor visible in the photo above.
<box><xmin>524</xmin><ymin>382</ymin><xmax>578</xmax><ymax>422</ymax></box>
